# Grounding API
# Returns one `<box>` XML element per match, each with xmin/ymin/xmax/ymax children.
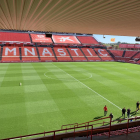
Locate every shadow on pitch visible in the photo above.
<box><xmin>93</xmin><ymin>116</ymin><xmax>104</xmax><ymax>120</ymax></box>
<box><xmin>130</xmin><ymin>111</ymin><xmax>137</xmax><ymax>116</ymax></box>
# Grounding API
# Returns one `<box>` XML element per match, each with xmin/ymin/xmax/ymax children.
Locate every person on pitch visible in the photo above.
<box><xmin>109</xmin><ymin>113</ymin><xmax>113</xmax><ymax>121</ymax></box>
<box><xmin>122</xmin><ymin>107</ymin><xmax>126</xmax><ymax>118</ymax></box>
<box><xmin>136</xmin><ymin>101</ymin><xmax>139</xmax><ymax>112</ymax></box>
<box><xmin>127</xmin><ymin>108</ymin><xmax>131</xmax><ymax>118</ymax></box>
<box><xmin>104</xmin><ymin>105</ymin><xmax>108</xmax><ymax>116</ymax></box>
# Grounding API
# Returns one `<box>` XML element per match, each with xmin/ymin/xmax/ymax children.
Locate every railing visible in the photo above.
<box><xmin>2</xmin><ymin>125</ymin><xmax>94</xmax><ymax>140</ymax></box>
<box><xmin>2</xmin><ymin>116</ymin><xmax>140</xmax><ymax>140</ymax></box>
<box><xmin>126</xmin><ymin>116</ymin><xmax>140</xmax><ymax>134</ymax></box>
<box><xmin>2</xmin><ymin>117</ymin><xmax>111</xmax><ymax>140</ymax></box>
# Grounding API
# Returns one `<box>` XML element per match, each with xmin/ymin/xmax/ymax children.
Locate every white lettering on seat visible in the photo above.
<box><xmin>58</xmin><ymin>37</ymin><xmax>74</xmax><ymax>42</ymax></box>
<box><xmin>98</xmin><ymin>49</ymin><xmax>107</xmax><ymax>56</ymax></box>
<box><xmin>24</xmin><ymin>48</ymin><xmax>35</xmax><ymax>56</ymax></box>
<box><xmin>57</xmin><ymin>49</ymin><xmax>66</xmax><ymax>56</ymax></box>
<box><xmin>42</xmin><ymin>48</ymin><xmax>52</xmax><ymax>56</ymax></box>
<box><xmin>71</xmin><ymin>49</ymin><xmax>79</xmax><ymax>56</ymax></box>
<box><xmin>5</xmin><ymin>48</ymin><xmax>16</xmax><ymax>56</ymax></box>
<box><xmin>87</xmin><ymin>49</ymin><xmax>93</xmax><ymax>56</ymax></box>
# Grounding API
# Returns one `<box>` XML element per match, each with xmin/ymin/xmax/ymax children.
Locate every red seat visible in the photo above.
<box><xmin>136</xmin><ymin>60</ymin><xmax>140</xmax><ymax>64</ymax></box>
<box><xmin>2</xmin><ymin>47</ymin><xmax>20</xmax><ymax>62</ymax></box>
<box><xmin>77</xmin><ymin>36</ymin><xmax>99</xmax><ymax>45</ymax></box>
<box><xmin>124</xmin><ymin>51</ymin><xmax>138</xmax><ymax>58</ymax></box>
<box><xmin>94</xmin><ymin>49</ymin><xmax>114</xmax><ymax>61</ymax></box>
<box><xmin>68</xmin><ymin>48</ymin><xmax>87</xmax><ymax>61</ymax></box>
<box><xmin>21</xmin><ymin>47</ymin><xmax>39</xmax><ymax>61</ymax></box>
<box><xmin>132</xmin><ymin>52</ymin><xmax>140</xmax><ymax>59</ymax></box>
<box><xmin>38</xmin><ymin>47</ymin><xmax>56</xmax><ymax>61</ymax></box>
<box><xmin>0</xmin><ymin>32</ymin><xmax>31</xmax><ymax>43</ymax></box>
<box><xmin>110</xmin><ymin>50</ymin><xmax>124</xmax><ymax>57</ymax></box>
<box><xmin>81</xmin><ymin>48</ymin><xmax>101</xmax><ymax>61</ymax></box>
<box><xmin>54</xmin><ymin>48</ymin><xmax>72</xmax><ymax>61</ymax></box>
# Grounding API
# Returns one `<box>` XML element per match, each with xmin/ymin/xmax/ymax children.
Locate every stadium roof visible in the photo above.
<box><xmin>0</xmin><ymin>0</ymin><xmax>140</xmax><ymax>36</ymax></box>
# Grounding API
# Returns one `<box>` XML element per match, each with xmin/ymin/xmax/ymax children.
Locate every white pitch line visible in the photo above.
<box><xmin>51</xmin><ymin>63</ymin><xmax>121</xmax><ymax>110</ymax></box>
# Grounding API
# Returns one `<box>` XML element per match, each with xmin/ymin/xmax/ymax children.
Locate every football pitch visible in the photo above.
<box><xmin>1</xmin><ymin>61</ymin><xmax>140</xmax><ymax>139</ymax></box>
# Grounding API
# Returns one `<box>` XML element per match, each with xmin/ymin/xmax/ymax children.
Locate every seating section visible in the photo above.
<box><xmin>132</xmin><ymin>52</ymin><xmax>140</xmax><ymax>59</ymax></box>
<box><xmin>81</xmin><ymin>48</ymin><xmax>101</xmax><ymax>61</ymax></box>
<box><xmin>94</xmin><ymin>48</ymin><xmax>114</xmax><ymax>61</ymax></box>
<box><xmin>136</xmin><ymin>60</ymin><xmax>140</xmax><ymax>64</ymax></box>
<box><xmin>38</xmin><ymin>47</ymin><xmax>56</xmax><ymax>61</ymax></box>
<box><xmin>0</xmin><ymin>32</ymin><xmax>31</xmax><ymax>43</ymax></box>
<box><xmin>68</xmin><ymin>48</ymin><xmax>87</xmax><ymax>61</ymax></box>
<box><xmin>21</xmin><ymin>47</ymin><xmax>39</xmax><ymax>61</ymax></box>
<box><xmin>2</xmin><ymin>46</ymin><xmax>140</xmax><ymax>64</ymax></box>
<box><xmin>124</xmin><ymin>51</ymin><xmax>138</xmax><ymax>58</ymax></box>
<box><xmin>110</xmin><ymin>50</ymin><xmax>124</xmax><ymax>57</ymax></box>
<box><xmin>54</xmin><ymin>48</ymin><xmax>72</xmax><ymax>61</ymax></box>
<box><xmin>109</xmin><ymin>50</ymin><xmax>124</xmax><ymax>61</ymax></box>
<box><xmin>0</xmin><ymin>46</ymin><xmax>1</xmax><ymax>60</ymax></box>
<box><xmin>2</xmin><ymin>47</ymin><xmax>20</xmax><ymax>62</ymax></box>
<box><xmin>77</xmin><ymin>36</ymin><xmax>99</xmax><ymax>45</ymax></box>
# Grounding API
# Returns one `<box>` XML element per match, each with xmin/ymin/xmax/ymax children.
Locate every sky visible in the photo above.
<box><xmin>93</xmin><ymin>34</ymin><xmax>140</xmax><ymax>44</ymax></box>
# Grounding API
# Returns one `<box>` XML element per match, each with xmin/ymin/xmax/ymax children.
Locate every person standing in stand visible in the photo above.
<box><xmin>122</xmin><ymin>107</ymin><xmax>126</xmax><ymax>118</ymax></box>
<box><xmin>127</xmin><ymin>108</ymin><xmax>131</xmax><ymax>118</ymax></box>
<box><xmin>136</xmin><ymin>101</ymin><xmax>139</xmax><ymax>112</ymax></box>
<box><xmin>104</xmin><ymin>105</ymin><xmax>108</xmax><ymax>116</ymax></box>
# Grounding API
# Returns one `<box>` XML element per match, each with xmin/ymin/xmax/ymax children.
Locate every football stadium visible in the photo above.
<box><xmin>1</xmin><ymin>0</ymin><xmax>140</xmax><ymax>140</ymax></box>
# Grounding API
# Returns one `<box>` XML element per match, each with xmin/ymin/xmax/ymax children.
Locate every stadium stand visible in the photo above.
<box><xmin>0</xmin><ymin>46</ymin><xmax>1</xmax><ymax>61</ymax></box>
<box><xmin>94</xmin><ymin>48</ymin><xmax>114</xmax><ymax>61</ymax></box>
<box><xmin>109</xmin><ymin>50</ymin><xmax>124</xmax><ymax>61</ymax></box>
<box><xmin>0</xmin><ymin>32</ymin><xmax>31</xmax><ymax>44</ymax></box>
<box><xmin>81</xmin><ymin>48</ymin><xmax>101</xmax><ymax>61</ymax></box>
<box><xmin>38</xmin><ymin>47</ymin><xmax>56</xmax><ymax>61</ymax></box>
<box><xmin>109</xmin><ymin>50</ymin><xmax>124</xmax><ymax>57</ymax></box>
<box><xmin>67</xmin><ymin>48</ymin><xmax>87</xmax><ymax>61</ymax></box>
<box><xmin>76</xmin><ymin>36</ymin><xmax>99</xmax><ymax>45</ymax></box>
<box><xmin>136</xmin><ymin>60</ymin><xmax>140</xmax><ymax>64</ymax></box>
<box><xmin>132</xmin><ymin>52</ymin><xmax>140</xmax><ymax>59</ymax></box>
<box><xmin>2</xmin><ymin>47</ymin><xmax>20</xmax><ymax>62</ymax></box>
<box><xmin>54</xmin><ymin>48</ymin><xmax>72</xmax><ymax>61</ymax></box>
<box><xmin>124</xmin><ymin>50</ymin><xmax>137</xmax><ymax>58</ymax></box>
<box><xmin>21</xmin><ymin>47</ymin><xmax>39</xmax><ymax>61</ymax></box>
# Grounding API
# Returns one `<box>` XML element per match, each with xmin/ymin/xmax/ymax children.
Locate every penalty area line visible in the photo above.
<box><xmin>51</xmin><ymin>63</ymin><xmax>121</xmax><ymax>110</ymax></box>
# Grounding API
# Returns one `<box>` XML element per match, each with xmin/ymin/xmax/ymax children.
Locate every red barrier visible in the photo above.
<box><xmin>119</xmin><ymin>44</ymin><xmax>139</xmax><ymax>49</ymax></box>
<box><xmin>135</xmin><ymin>44</ymin><xmax>140</xmax><ymax>48</ymax></box>
<box><xmin>119</xmin><ymin>44</ymin><xmax>127</xmax><ymax>48</ymax></box>
<box><xmin>127</xmin><ymin>44</ymin><xmax>135</xmax><ymax>49</ymax></box>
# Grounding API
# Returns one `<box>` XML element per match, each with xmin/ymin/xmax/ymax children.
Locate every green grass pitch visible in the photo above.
<box><xmin>0</xmin><ymin>62</ymin><xmax>140</xmax><ymax>139</ymax></box>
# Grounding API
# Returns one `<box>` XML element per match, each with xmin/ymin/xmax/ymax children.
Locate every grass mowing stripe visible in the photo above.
<box><xmin>52</xmin><ymin>63</ymin><xmax>121</xmax><ymax>110</ymax></box>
